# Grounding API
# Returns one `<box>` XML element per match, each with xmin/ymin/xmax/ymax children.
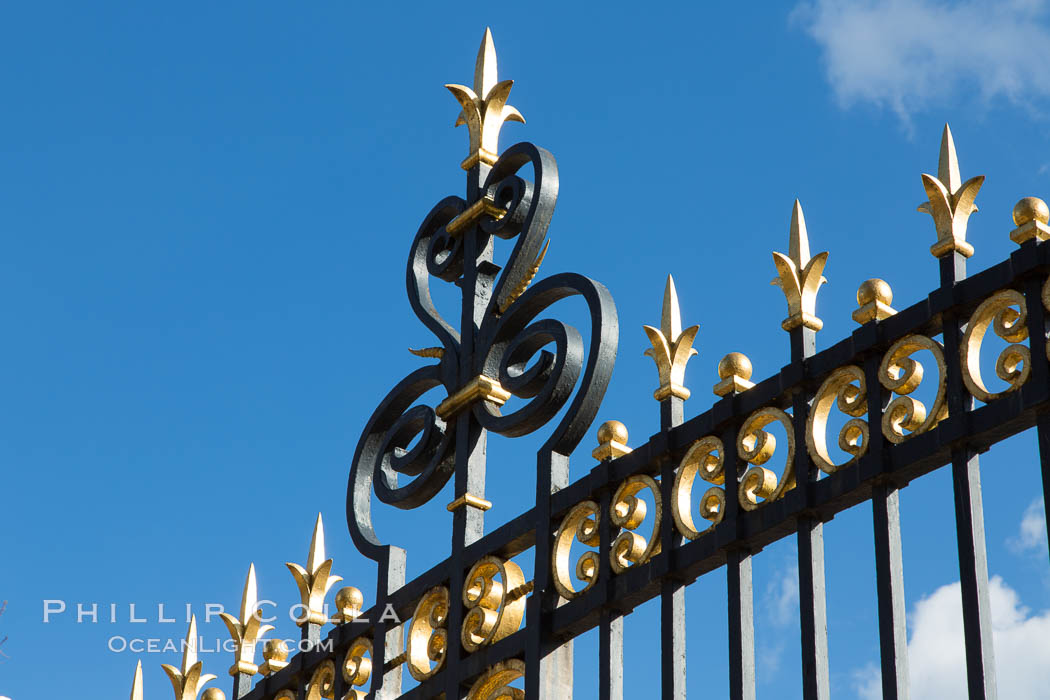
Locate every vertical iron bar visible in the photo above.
<box><xmin>373</xmin><ymin>547</ymin><xmax>407</xmax><ymax>699</ymax></box>
<box><xmin>723</xmin><ymin>408</ymin><xmax>755</xmax><ymax>700</ymax></box>
<box><xmin>791</xmin><ymin>325</ymin><xmax>830</xmax><ymax>700</ymax></box>
<box><xmin>526</xmin><ymin>450</ymin><xmax>574</xmax><ymax>699</ymax></box>
<box><xmin>864</xmin><ymin>349</ymin><xmax>909</xmax><ymax>700</ymax></box>
<box><xmin>940</xmin><ymin>252</ymin><xmax>997</xmax><ymax>699</ymax></box>
<box><xmin>1023</xmin><ymin>270</ymin><xmax>1050</xmax><ymax>566</ymax></box>
<box><xmin>597</xmin><ymin>468</ymin><xmax>623</xmax><ymax>700</ymax></box>
<box><xmin>660</xmin><ymin>395</ymin><xmax>687</xmax><ymax>699</ymax></box>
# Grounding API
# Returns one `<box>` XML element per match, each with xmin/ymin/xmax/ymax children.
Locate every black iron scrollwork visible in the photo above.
<box><xmin>347</xmin><ymin>143</ymin><xmax>618</xmax><ymax>560</ymax></box>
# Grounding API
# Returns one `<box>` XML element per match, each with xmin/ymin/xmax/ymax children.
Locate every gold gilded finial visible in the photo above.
<box><xmin>852</xmin><ymin>278</ymin><xmax>896</xmax><ymax>324</ymax></box>
<box><xmin>772</xmin><ymin>200</ymin><xmax>828</xmax><ymax>332</ymax></box>
<box><xmin>592</xmin><ymin>420</ymin><xmax>631</xmax><ymax>461</ymax></box>
<box><xmin>918</xmin><ymin>124</ymin><xmax>984</xmax><ymax>258</ymax></box>
<box><xmin>713</xmin><ymin>352</ymin><xmax>755</xmax><ymax>397</ymax></box>
<box><xmin>161</xmin><ymin>616</ymin><xmax>219</xmax><ymax>700</ymax></box>
<box><xmin>643</xmin><ymin>275</ymin><xmax>699</xmax><ymax>401</ymax></box>
<box><xmin>201</xmin><ymin>691</ymin><xmax>225</xmax><ymax>700</ymax></box>
<box><xmin>1009</xmin><ymin>196</ymin><xmax>1050</xmax><ymax>245</ymax></box>
<box><xmin>219</xmin><ymin>563</ymin><xmax>275</xmax><ymax>677</ymax></box>
<box><xmin>333</xmin><ymin>586</ymin><xmax>365</xmax><ymax>624</ymax></box>
<box><xmin>286</xmin><ymin>513</ymin><xmax>343</xmax><ymax>627</ymax></box>
<box><xmin>258</xmin><ymin>639</ymin><xmax>289</xmax><ymax>677</ymax></box>
<box><xmin>446</xmin><ymin>28</ymin><xmax>525</xmax><ymax>170</ymax></box>
<box><xmin>131</xmin><ymin>660</ymin><xmax>144</xmax><ymax>700</ymax></box>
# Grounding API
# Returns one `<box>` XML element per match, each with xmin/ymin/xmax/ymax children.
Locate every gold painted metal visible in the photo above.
<box><xmin>273</xmin><ymin>692</ymin><xmax>295</xmax><ymax>700</ymax></box>
<box><xmin>445</xmin><ymin>196</ymin><xmax>508</xmax><ymax>237</ymax></box>
<box><xmin>305</xmin><ymin>659</ymin><xmax>336</xmax><ymax>700</ymax></box>
<box><xmin>1010</xmin><ymin>196</ymin><xmax>1050</xmax><ymax>245</ymax></box>
<box><xmin>435</xmin><ymin>375</ymin><xmax>512</xmax><ymax>421</ymax></box>
<box><xmin>446</xmin><ymin>28</ymin><xmax>525</xmax><ymax>170</ymax></box>
<box><xmin>961</xmin><ymin>290</ymin><xmax>1030</xmax><ymax>403</ymax></box>
<box><xmin>258</xmin><ymin>639</ymin><xmax>289</xmax><ymax>676</ymax></box>
<box><xmin>879</xmin><ymin>335</ymin><xmax>947</xmax><ymax>443</ymax></box>
<box><xmin>737</xmin><ymin>407</ymin><xmax>796</xmax><ymax>511</ymax></box>
<box><xmin>610</xmin><ymin>474</ymin><xmax>662</xmax><ymax>573</ymax></box>
<box><xmin>286</xmin><ymin>514</ymin><xmax>343</xmax><ymax>627</ymax></box>
<box><xmin>447</xmin><ymin>493</ymin><xmax>493</xmax><ymax>512</ymax></box>
<box><xmin>406</xmin><ymin>586</ymin><xmax>450</xmax><ymax>682</ymax></box>
<box><xmin>643</xmin><ymin>274</ymin><xmax>699</xmax><ymax>401</ymax></box>
<box><xmin>131</xmin><ymin>660</ymin><xmax>144</xmax><ymax>700</ymax></box>
<box><xmin>592</xmin><ymin>420</ymin><xmax>632</xmax><ymax>461</ymax></box>
<box><xmin>713</xmin><ymin>352</ymin><xmax>755</xmax><ymax>397</ymax></box>
<box><xmin>918</xmin><ymin>124</ymin><xmax>984</xmax><ymax>259</ymax></box>
<box><xmin>341</xmin><ymin>637</ymin><xmax>373</xmax><ymax>700</ymax></box>
<box><xmin>467</xmin><ymin>659</ymin><xmax>526</xmax><ymax>700</ymax></box>
<box><xmin>852</xmin><ymin>279</ymin><xmax>896</xmax><ymax>324</ymax></box>
<box><xmin>219</xmin><ymin>563</ymin><xmax>275</xmax><ymax>677</ymax></box>
<box><xmin>408</xmin><ymin>346</ymin><xmax>445</xmax><ymax>360</ymax></box>
<box><xmin>498</xmin><ymin>239</ymin><xmax>549</xmax><ymax>313</ymax></box>
<box><xmin>806</xmin><ymin>366</ymin><xmax>868</xmax><ymax>474</ymax></box>
<box><xmin>201</xmin><ymin>690</ymin><xmax>225</xmax><ymax>700</ymax></box>
<box><xmin>552</xmin><ymin>500</ymin><xmax>601</xmax><ymax>599</ymax></box>
<box><xmin>672</xmin><ymin>436</ymin><xmax>726</xmax><ymax>540</ymax></box>
<box><xmin>461</xmin><ymin>556</ymin><xmax>527</xmax><ymax>652</ymax></box>
<box><xmin>332</xmin><ymin>586</ymin><xmax>365</xmax><ymax>624</ymax></box>
<box><xmin>161</xmin><ymin>616</ymin><xmax>219</xmax><ymax>700</ymax></box>
<box><xmin>772</xmin><ymin>200</ymin><xmax>828</xmax><ymax>332</ymax></box>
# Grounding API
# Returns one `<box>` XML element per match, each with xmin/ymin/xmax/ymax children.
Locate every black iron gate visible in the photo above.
<box><xmin>134</xmin><ymin>29</ymin><xmax>1050</xmax><ymax>700</ymax></box>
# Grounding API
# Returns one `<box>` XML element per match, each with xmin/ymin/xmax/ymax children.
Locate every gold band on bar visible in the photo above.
<box><xmin>435</xmin><ymin>375</ymin><xmax>511</xmax><ymax>420</ymax></box>
<box><xmin>447</xmin><ymin>493</ymin><xmax>493</xmax><ymax>512</ymax></box>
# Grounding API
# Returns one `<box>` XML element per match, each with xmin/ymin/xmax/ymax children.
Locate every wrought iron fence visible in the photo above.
<box><xmin>127</xmin><ymin>28</ymin><xmax>1050</xmax><ymax>700</ymax></box>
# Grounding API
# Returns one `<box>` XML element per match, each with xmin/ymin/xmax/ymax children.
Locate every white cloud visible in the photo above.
<box><xmin>766</xmin><ymin>561</ymin><xmax>800</xmax><ymax>626</ymax></box>
<box><xmin>851</xmin><ymin>576</ymin><xmax>1050</xmax><ymax>698</ymax></box>
<box><xmin>792</xmin><ymin>0</ymin><xmax>1050</xmax><ymax>127</ymax></box>
<box><xmin>1008</xmin><ymin>499</ymin><xmax>1047</xmax><ymax>555</ymax></box>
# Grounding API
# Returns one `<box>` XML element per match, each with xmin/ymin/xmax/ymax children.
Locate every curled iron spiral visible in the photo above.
<box><xmin>347</xmin><ymin>142</ymin><xmax>618</xmax><ymax>560</ymax></box>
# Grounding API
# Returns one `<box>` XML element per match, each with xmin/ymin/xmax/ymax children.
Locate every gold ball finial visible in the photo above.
<box><xmin>336</xmin><ymin>586</ymin><xmax>364</xmax><ymax>611</ymax></box>
<box><xmin>717</xmin><ymin>352</ymin><xmax>753</xmax><ymax>381</ymax></box>
<box><xmin>597</xmin><ymin>420</ymin><xmax>628</xmax><ymax>446</ymax></box>
<box><xmin>263</xmin><ymin>639</ymin><xmax>289</xmax><ymax>663</ymax></box>
<box><xmin>857</xmin><ymin>278</ymin><xmax>892</xmax><ymax>307</ymax></box>
<box><xmin>1013</xmin><ymin>197</ymin><xmax>1049</xmax><ymax>227</ymax></box>
<box><xmin>592</xmin><ymin>420</ymin><xmax>631</xmax><ymax>461</ymax></box>
<box><xmin>202</xmin><ymin>690</ymin><xmax>226</xmax><ymax>700</ymax></box>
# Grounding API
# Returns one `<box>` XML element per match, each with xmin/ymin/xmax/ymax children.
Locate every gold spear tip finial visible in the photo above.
<box><xmin>643</xmin><ymin>274</ymin><xmax>699</xmax><ymax>402</ymax></box>
<box><xmin>446</xmin><ymin>27</ymin><xmax>525</xmax><ymax>170</ymax></box>
<box><xmin>306</xmin><ymin>512</ymin><xmax>326</xmax><ymax>575</ymax></box>
<box><xmin>130</xmin><ymin>660</ymin><xmax>144</xmax><ymax>700</ymax></box>
<box><xmin>919</xmin><ymin>123</ymin><xmax>983</xmax><ymax>258</ymax></box>
<box><xmin>772</xmin><ymin>199</ymin><xmax>828</xmax><ymax>332</ymax></box>
<box><xmin>593</xmin><ymin>420</ymin><xmax>631</xmax><ymax>461</ymax></box>
<box><xmin>182</xmin><ymin>614</ymin><xmax>200</xmax><ymax>674</ymax></box>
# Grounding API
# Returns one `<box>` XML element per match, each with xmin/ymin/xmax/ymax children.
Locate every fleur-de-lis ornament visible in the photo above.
<box><xmin>918</xmin><ymin>123</ymin><xmax>984</xmax><ymax>258</ymax></box>
<box><xmin>131</xmin><ymin>660</ymin><xmax>144</xmax><ymax>700</ymax></box>
<box><xmin>772</xmin><ymin>200</ymin><xmax>828</xmax><ymax>332</ymax></box>
<box><xmin>643</xmin><ymin>275</ymin><xmax>699</xmax><ymax>401</ymax></box>
<box><xmin>445</xmin><ymin>28</ymin><xmax>525</xmax><ymax>170</ymax></box>
<box><xmin>219</xmin><ymin>563</ymin><xmax>275</xmax><ymax>677</ymax></box>
<box><xmin>161</xmin><ymin>616</ymin><xmax>219</xmax><ymax>700</ymax></box>
<box><xmin>286</xmin><ymin>514</ymin><xmax>343</xmax><ymax>627</ymax></box>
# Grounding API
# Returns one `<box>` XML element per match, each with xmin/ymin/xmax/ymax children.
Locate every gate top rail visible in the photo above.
<box><xmin>123</xmin><ymin>27</ymin><xmax>1050</xmax><ymax>700</ymax></box>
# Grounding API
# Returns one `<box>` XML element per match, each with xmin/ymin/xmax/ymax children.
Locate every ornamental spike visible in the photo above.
<box><xmin>772</xmin><ymin>199</ymin><xmax>828</xmax><ymax>332</ymax></box>
<box><xmin>474</xmin><ymin>28</ymin><xmax>498</xmax><ymax>100</ymax></box>
<box><xmin>220</xmin><ymin>563</ymin><xmax>276</xmax><ymax>677</ymax></box>
<box><xmin>240</xmin><ymin>563</ymin><xmax>258</xmax><ymax>623</ymax></box>
<box><xmin>307</xmin><ymin>513</ymin><xmax>326</xmax><ymax>576</ymax></box>
<box><xmin>161</xmin><ymin>615</ymin><xmax>218</xmax><ymax>700</ymax></box>
<box><xmin>131</xmin><ymin>660</ymin><xmax>144</xmax><ymax>700</ymax></box>
<box><xmin>938</xmin><ymin>123</ymin><xmax>962</xmax><ymax>194</ymax></box>
<box><xmin>643</xmin><ymin>274</ymin><xmax>699</xmax><ymax>401</ymax></box>
<box><xmin>918</xmin><ymin>123</ymin><xmax>984</xmax><ymax>259</ymax></box>
<box><xmin>182</xmin><ymin>615</ymin><xmax>199</xmax><ymax>674</ymax></box>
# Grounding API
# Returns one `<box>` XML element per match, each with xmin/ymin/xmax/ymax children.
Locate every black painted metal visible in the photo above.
<box><xmin>229</xmin><ymin>138</ymin><xmax>1050</xmax><ymax>700</ymax></box>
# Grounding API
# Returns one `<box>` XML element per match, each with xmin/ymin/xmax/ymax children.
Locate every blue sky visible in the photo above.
<box><xmin>2</xmin><ymin>1</ymin><xmax>1050</xmax><ymax>698</ymax></box>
